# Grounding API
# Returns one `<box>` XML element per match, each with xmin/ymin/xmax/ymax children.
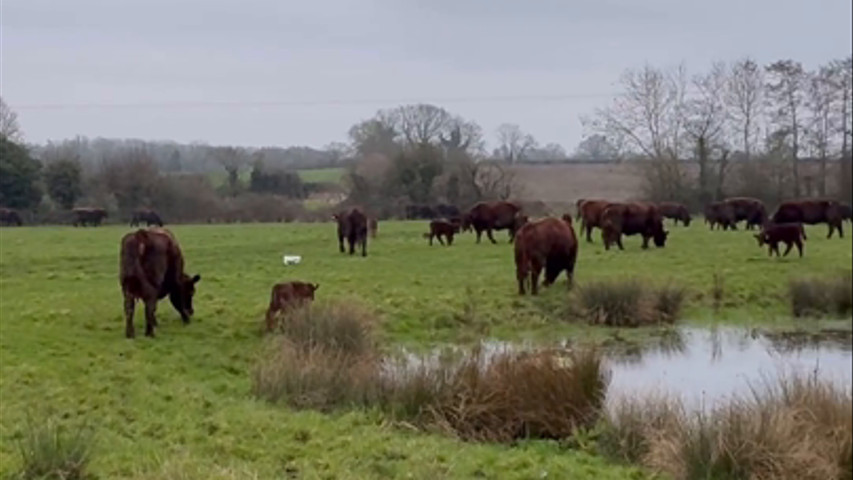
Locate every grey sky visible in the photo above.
<box><xmin>2</xmin><ymin>0</ymin><xmax>851</xmax><ymax>151</ymax></box>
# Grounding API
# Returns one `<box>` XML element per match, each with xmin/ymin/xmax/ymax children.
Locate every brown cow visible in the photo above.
<box><xmin>0</xmin><ymin>208</ymin><xmax>23</xmax><ymax>226</ymax></box>
<box><xmin>334</xmin><ymin>207</ymin><xmax>369</xmax><ymax>256</ymax></box>
<box><xmin>772</xmin><ymin>199</ymin><xmax>844</xmax><ymax>239</ymax></box>
<box><xmin>754</xmin><ymin>223</ymin><xmax>806</xmax><ymax>257</ymax></box>
<box><xmin>704</xmin><ymin>202</ymin><xmax>737</xmax><ymax>230</ymax></box>
<box><xmin>73</xmin><ymin>207</ymin><xmax>108</xmax><ymax>227</ymax></box>
<box><xmin>461</xmin><ymin>201</ymin><xmax>523</xmax><ymax>244</ymax></box>
<box><xmin>368</xmin><ymin>218</ymin><xmax>378</xmax><ymax>238</ymax></box>
<box><xmin>119</xmin><ymin>227</ymin><xmax>201</xmax><ymax>338</ymax></box>
<box><xmin>514</xmin><ymin>216</ymin><xmax>578</xmax><ymax>295</ymax></box>
<box><xmin>424</xmin><ymin>219</ymin><xmax>461</xmax><ymax>246</ymax></box>
<box><xmin>265</xmin><ymin>281</ymin><xmax>319</xmax><ymax>332</ymax></box>
<box><xmin>723</xmin><ymin>197</ymin><xmax>767</xmax><ymax>230</ymax></box>
<box><xmin>658</xmin><ymin>202</ymin><xmax>692</xmax><ymax>226</ymax></box>
<box><xmin>600</xmin><ymin>202</ymin><xmax>669</xmax><ymax>250</ymax></box>
<box><xmin>578</xmin><ymin>199</ymin><xmax>613</xmax><ymax>243</ymax></box>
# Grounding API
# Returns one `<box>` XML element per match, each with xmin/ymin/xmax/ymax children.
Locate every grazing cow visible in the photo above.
<box><xmin>0</xmin><ymin>208</ymin><xmax>23</xmax><ymax>226</ymax></box>
<box><xmin>368</xmin><ymin>218</ymin><xmax>378</xmax><ymax>238</ymax></box>
<box><xmin>130</xmin><ymin>208</ymin><xmax>164</xmax><ymax>227</ymax></box>
<box><xmin>461</xmin><ymin>201</ymin><xmax>523</xmax><ymax>244</ymax></box>
<box><xmin>658</xmin><ymin>202</ymin><xmax>692</xmax><ymax>226</ymax></box>
<box><xmin>119</xmin><ymin>227</ymin><xmax>201</xmax><ymax>338</ymax></box>
<box><xmin>578</xmin><ymin>199</ymin><xmax>614</xmax><ymax>243</ymax></box>
<box><xmin>334</xmin><ymin>207</ymin><xmax>369</xmax><ymax>256</ymax></box>
<box><xmin>600</xmin><ymin>202</ymin><xmax>669</xmax><ymax>250</ymax></box>
<box><xmin>723</xmin><ymin>197</ymin><xmax>767</xmax><ymax>230</ymax></box>
<box><xmin>704</xmin><ymin>202</ymin><xmax>737</xmax><ymax>230</ymax></box>
<box><xmin>754</xmin><ymin>223</ymin><xmax>806</xmax><ymax>257</ymax></box>
<box><xmin>513</xmin><ymin>216</ymin><xmax>578</xmax><ymax>295</ymax></box>
<box><xmin>772</xmin><ymin>199</ymin><xmax>845</xmax><ymax>239</ymax></box>
<box><xmin>72</xmin><ymin>207</ymin><xmax>108</xmax><ymax>227</ymax></box>
<box><xmin>424</xmin><ymin>219</ymin><xmax>461</xmax><ymax>246</ymax></box>
<box><xmin>265</xmin><ymin>281</ymin><xmax>319</xmax><ymax>332</ymax></box>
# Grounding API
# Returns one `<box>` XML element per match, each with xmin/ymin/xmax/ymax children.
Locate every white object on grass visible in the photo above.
<box><xmin>283</xmin><ymin>255</ymin><xmax>302</xmax><ymax>265</ymax></box>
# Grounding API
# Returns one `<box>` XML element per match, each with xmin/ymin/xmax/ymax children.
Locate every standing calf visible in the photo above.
<box><xmin>265</xmin><ymin>281</ymin><xmax>319</xmax><ymax>332</ymax></box>
<box><xmin>424</xmin><ymin>219</ymin><xmax>461</xmax><ymax>246</ymax></box>
<box><xmin>754</xmin><ymin>223</ymin><xmax>807</xmax><ymax>258</ymax></box>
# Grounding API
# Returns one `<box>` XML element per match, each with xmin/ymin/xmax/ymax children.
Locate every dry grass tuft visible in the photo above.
<box><xmin>790</xmin><ymin>272</ymin><xmax>853</xmax><ymax>318</ymax></box>
<box><xmin>574</xmin><ymin>279</ymin><xmax>686</xmax><ymax>327</ymax></box>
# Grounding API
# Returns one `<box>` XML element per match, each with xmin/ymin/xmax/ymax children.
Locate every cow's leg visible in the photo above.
<box><xmin>338</xmin><ymin>234</ymin><xmax>345</xmax><ymax>253</ymax></box>
<box><xmin>782</xmin><ymin>242</ymin><xmax>793</xmax><ymax>257</ymax></box>
<box><xmin>437</xmin><ymin>234</ymin><xmax>445</xmax><ymax>246</ymax></box>
<box><xmin>429</xmin><ymin>234</ymin><xmax>434</xmax><ymax>246</ymax></box>
<box><xmin>144</xmin><ymin>300</ymin><xmax>157</xmax><ymax>337</ymax></box>
<box><xmin>361</xmin><ymin>237</ymin><xmax>367</xmax><ymax>257</ymax></box>
<box><xmin>772</xmin><ymin>242</ymin><xmax>781</xmax><ymax>257</ymax></box>
<box><xmin>617</xmin><ymin>235</ymin><xmax>624</xmax><ymax>251</ymax></box>
<box><xmin>839</xmin><ymin>222</ymin><xmax>844</xmax><ymax>238</ymax></box>
<box><xmin>348</xmin><ymin>236</ymin><xmax>355</xmax><ymax>255</ymax></box>
<box><xmin>641</xmin><ymin>234</ymin><xmax>650</xmax><ymax>249</ymax></box>
<box><xmin>124</xmin><ymin>294</ymin><xmax>136</xmax><ymax>339</ymax></box>
<box><xmin>447</xmin><ymin>233</ymin><xmax>454</xmax><ymax>246</ymax></box>
<box><xmin>486</xmin><ymin>228</ymin><xmax>497</xmax><ymax>244</ymax></box>
<box><xmin>475</xmin><ymin>228</ymin><xmax>483</xmax><ymax>244</ymax></box>
<box><xmin>796</xmin><ymin>239</ymin><xmax>803</xmax><ymax>257</ymax></box>
<box><xmin>530</xmin><ymin>260</ymin><xmax>543</xmax><ymax>295</ymax></box>
<box><xmin>585</xmin><ymin>224</ymin><xmax>593</xmax><ymax>243</ymax></box>
<box><xmin>516</xmin><ymin>265</ymin><xmax>528</xmax><ymax>295</ymax></box>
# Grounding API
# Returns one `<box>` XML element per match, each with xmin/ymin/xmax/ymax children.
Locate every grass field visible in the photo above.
<box><xmin>297</xmin><ymin>167</ymin><xmax>346</xmax><ymax>184</ymax></box>
<box><xmin>1</xmin><ymin>221</ymin><xmax>851</xmax><ymax>478</ymax></box>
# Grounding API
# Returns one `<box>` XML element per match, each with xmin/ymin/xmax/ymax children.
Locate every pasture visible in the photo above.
<box><xmin>1</xmin><ymin>220</ymin><xmax>851</xmax><ymax>478</ymax></box>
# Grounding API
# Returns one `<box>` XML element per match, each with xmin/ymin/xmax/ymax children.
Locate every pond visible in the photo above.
<box><xmin>389</xmin><ymin>326</ymin><xmax>853</xmax><ymax>411</ymax></box>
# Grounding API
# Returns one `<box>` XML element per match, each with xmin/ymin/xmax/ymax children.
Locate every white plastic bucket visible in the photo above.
<box><xmin>282</xmin><ymin>255</ymin><xmax>302</xmax><ymax>265</ymax></box>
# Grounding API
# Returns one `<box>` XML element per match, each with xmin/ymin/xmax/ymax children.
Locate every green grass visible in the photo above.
<box><xmin>297</xmin><ymin>167</ymin><xmax>345</xmax><ymax>184</ymax></box>
<box><xmin>0</xmin><ymin>221</ymin><xmax>850</xmax><ymax>478</ymax></box>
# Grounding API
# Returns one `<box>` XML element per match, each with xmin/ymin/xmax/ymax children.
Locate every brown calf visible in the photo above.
<box><xmin>424</xmin><ymin>219</ymin><xmax>461</xmax><ymax>246</ymax></box>
<box><xmin>754</xmin><ymin>223</ymin><xmax>806</xmax><ymax>257</ymax></box>
<box><xmin>265</xmin><ymin>281</ymin><xmax>319</xmax><ymax>332</ymax></box>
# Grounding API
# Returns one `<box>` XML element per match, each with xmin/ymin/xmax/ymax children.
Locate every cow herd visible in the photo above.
<box><xmin>5</xmin><ymin>194</ymin><xmax>840</xmax><ymax>338</ymax></box>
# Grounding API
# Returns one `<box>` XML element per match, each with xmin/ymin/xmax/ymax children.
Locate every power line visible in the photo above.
<box><xmin>13</xmin><ymin>92</ymin><xmax>630</xmax><ymax>111</ymax></box>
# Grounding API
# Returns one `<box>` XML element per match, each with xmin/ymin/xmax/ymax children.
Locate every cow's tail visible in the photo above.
<box><xmin>121</xmin><ymin>229</ymin><xmax>157</xmax><ymax>298</ymax></box>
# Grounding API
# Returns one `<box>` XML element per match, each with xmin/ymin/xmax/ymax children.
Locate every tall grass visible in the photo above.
<box><xmin>253</xmin><ymin>301</ymin><xmax>610</xmax><ymax>443</ymax></box>
<box><xmin>789</xmin><ymin>272</ymin><xmax>853</xmax><ymax>318</ymax></box>
<box><xmin>275</xmin><ymin>299</ymin><xmax>376</xmax><ymax>357</ymax></box>
<box><xmin>599</xmin><ymin>373</ymin><xmax>853</xmax><ymax>480</ymax></box>
<box><xmin>13</xmin><ymin>416</ymin><xmax>95</xmax><ymax>480</ymax></box>
<box><xmin>574</xmin><ymin>279</ymin><xmax>686</xmax><ymax>327</ymax></box>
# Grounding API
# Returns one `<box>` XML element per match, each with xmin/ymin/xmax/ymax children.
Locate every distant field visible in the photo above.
<box><xmin>511</xmin><ymin>162</ymin><xmax>643</xmax><ymax>204</ymax></box>
<box><xmin>297</xmin><ymin>167</ymin><xmax>346</xmax><ymax>184</ymax></box>
<box><xmin>1</xmin><ymin>220</ymin><xmax>850</xmax><ymax>477</ymax></box>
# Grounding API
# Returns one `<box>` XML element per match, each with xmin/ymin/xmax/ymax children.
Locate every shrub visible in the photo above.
<box><xmin>276</xmin><ymin>299</ymin><xmax>377</xmax><ymax>358</ymax></box>
<box><xmin>790</xmin><ymin>272</ymin><xmax>853</xmax><ymax>318</ymax></box>
<box><xmin>13</xmin><ymin>416</ymin><xmax>95</xmax><ymax>480</ymax></box>
<box><xmin>604</xmin><ymin>373</ymin><xmax>853</xmax><ymax>480</ymax></box>
<box><xmin>574</xmin><ymin>279</ymin><xmax>685</xmax><ymax>327</ymax></box>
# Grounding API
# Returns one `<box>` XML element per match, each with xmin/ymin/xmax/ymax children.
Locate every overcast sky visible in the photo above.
<box><xmin>2</xmin><ymin>0</ymin><xmax>851</xmax><ymax>151</ymax></box>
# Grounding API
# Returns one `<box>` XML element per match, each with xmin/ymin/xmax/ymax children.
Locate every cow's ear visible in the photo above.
<box><xmin>312</xmin><ymin>283</ymin><xmax>320</xmax><ymax>291</ymax></box>
<box><xmin>191</xmin><ymin>274</ymin><xmax>201</xmax><ymax>283</ymax></box>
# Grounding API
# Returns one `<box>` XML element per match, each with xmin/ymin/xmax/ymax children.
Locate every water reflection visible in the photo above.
<box><xmin>390</xmin><ymin>326</ymin><xmax>853</xmax><ymax>411</ymax></box>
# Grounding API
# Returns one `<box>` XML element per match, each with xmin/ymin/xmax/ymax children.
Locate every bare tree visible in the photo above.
<box><xmin>584</xmin><ymin>63</ymin><xmax>689</xmax><ymax>161</ymax></box>
<box><xmin>494</xmin><ymin>123</ymin><xmax>537</xmax><ymax>164</ymax></box>
<box><xmin>765</xmin><ymin>60</ymin><xmax>807</xmax><ymax>197</ymax></box>
<box><xmin>685</xmin><ymin>62</ymin><xmax>730</xmax><ymax>200</ymax></box>
<box><xmin>211</xmin><ymin>146</ymin><xmax>247</xmax><ymax>196</ymax></box>
<box><xmin>571</xmin><ymin>134</ymin><xmax>620</xmax><ymax>161</ymax></box>
<box><xmin>725</xmin><ymin>58</ymin><xmax>764</xmax><ymax>160</ymax></box>
<box><xmin>805</xmin><ymin>64</ymin><xmax>840</xmax><ymax>196</ymax></box>
<box><xmin>0</xmin><ymin>96</ymin><xmax>23</xmax><ymax>142</ymax></box>
<box><xmin>829</xmin><ymin>56</ymin><xmax>852</xmax><ymax>201</ymax></box>
<box><xmin>388</xmin><ymin>104</ymin><xmax>453</xmax><ymax>146</ymax></box>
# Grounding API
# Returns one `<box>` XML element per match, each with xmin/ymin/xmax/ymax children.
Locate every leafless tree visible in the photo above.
<box><xmin>829</xmin><ymin>56</ymin><xmax>852</xmax><ymax>200</ymax></box>
<box><xmin>724</xmin><ymin>58</ymin><xmax>764</xmax><ymax>160</ymax></box>
<box><xmin>765</xmin><ymin>60</ymin><xmax>807</xmax><ymax>197</ymax></box>
<box><xmin>212</xmin><ymin>146</ymin><xmax>247</xmax><ymax>196</ymax></box>
<box><xmin>685</xmin><ymin>62</ymin><xmax>730</xmax><ymax>200</ymax></box>
<box><xmin>0</xmin><ymin>96</ymin><xmax>23</xmax><ymax>142</ymax></box>
<box><xmin>459</xmin><ymin>159</ymin><xmax>520</xmax><ymax>201</ymax></box>
<box><xmin>494</xmin><ymin>123</ymin><xmax>537</xmax><ymax>164</ymax></box>
<box><xmin>805</xmin><ymin>64</ymin><xmax>839</xmax><ymax>196</ymax></box>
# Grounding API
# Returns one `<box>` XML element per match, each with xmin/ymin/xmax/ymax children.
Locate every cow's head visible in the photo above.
<box><xmin>682</xmin><ymin>212</ymin><xmax>692</xmax><ymax>227</ymax></box>
<box><xmin>561</xmin><ymin>214</ymin><xmax>573</xmax><ymax>226</ymax></box>
<box><xmin>170</xmin><ymin>273</ymin><xmax>201</xmax><ymax>321</ymax></box>
<box><xmin>754</xmin><ymin>233</ymin><xmax>767</xmax><ymax>247</ymax></box>
<box><xmin>460</xmin><ymin>214</ymin><xmax>473</xmax><ymax>232</ymax></box>
<box><xmin>653</xmin><ymin>228</ymin><xmax>669</xmax><ymax>248</ymax></box>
